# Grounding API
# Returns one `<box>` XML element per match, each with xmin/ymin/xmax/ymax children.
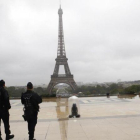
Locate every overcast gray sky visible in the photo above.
<box><xmin>0</xmin><ymin>0</ymin><xmax>140</xmax><ymax>86</ymax></box>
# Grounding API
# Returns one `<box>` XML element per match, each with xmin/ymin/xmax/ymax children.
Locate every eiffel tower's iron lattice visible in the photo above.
<box><xmin>47</xmin><ymin>6</ymin><xmax>77</xmax><ymax>94</ymax></box>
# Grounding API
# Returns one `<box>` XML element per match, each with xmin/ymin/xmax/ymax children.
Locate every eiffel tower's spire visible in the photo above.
<box><xmin>57</xmin><ymin>6</ymin><xmax>66</xmax><ymax>57</ymax></box>
<box><xmin>59</xmin><ymin>0</ymin><xmax>61</xmax><ymax>10</ymax></box>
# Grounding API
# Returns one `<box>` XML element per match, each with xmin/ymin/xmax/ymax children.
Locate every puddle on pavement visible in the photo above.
<box><xmin>42</xmin><ymin>95</ymin><xmax>140</xmax><ymax>140</ymax></box>
<box><xmin>43</xmin><ymin>98</ymin><xmax>69</xmax><ymax>140</ymax></box>
<box><xmin>55</xmin><ymin>98</ymin><xmax>68</xmax><ymax>140</ymax></box>
<box><xmin>43</xmin><ymin>98</ymin><xmax>69</xmax><ymax>118</ymax></box>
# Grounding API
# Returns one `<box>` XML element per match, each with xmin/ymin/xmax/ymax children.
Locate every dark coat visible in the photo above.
<box><xmin>21</xmin><ymin>90</ymin><xmax>42</xmax><ymax>112</ymax></box>
<box><xmin>0</xmin><ymin>87</ymin><xmax>11</xmax><ymax>110</ymax></box>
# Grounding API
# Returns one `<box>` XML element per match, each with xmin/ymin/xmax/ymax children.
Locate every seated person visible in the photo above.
<box><xmin>69</xmin><ymin>104</ymin><xmax>80</xmax><ymax>118</ymax></box>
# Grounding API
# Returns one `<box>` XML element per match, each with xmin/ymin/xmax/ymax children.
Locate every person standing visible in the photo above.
<box><xmin>0</xmin><ymin>80</ymin><xmax>14</xmax><ymax>140</ymax></box>
<box><xmin>106</xmin><ymin>93</ymin><xmax>110</xmax><ymax>98</ymax></box>
<box><xmin>21</xmin><ymin>82</ymin><xmax>42</xmax><ymax>140</ymax></box>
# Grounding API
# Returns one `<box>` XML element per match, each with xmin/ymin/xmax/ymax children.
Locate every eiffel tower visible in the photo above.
<box><xmin>47</xmin><ymin>6</ymin><xmax>77</xmax><ymax>94</ymax></box>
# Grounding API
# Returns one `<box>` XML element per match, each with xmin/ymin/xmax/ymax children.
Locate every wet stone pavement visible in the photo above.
<box><xmin>1</xmin><ymin>95</ymin><xmax>140</xmax><ymax>140</ymax></box>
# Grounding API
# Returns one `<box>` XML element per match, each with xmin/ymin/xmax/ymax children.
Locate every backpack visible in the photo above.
<box><xmin>23</xmin><ymin>93</ymin><xmax>34</xmax><ymax>120</ymax></box>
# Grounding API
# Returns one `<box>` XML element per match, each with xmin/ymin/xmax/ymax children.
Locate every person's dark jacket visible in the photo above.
<box><xmin>0</xmin><ymin>87</ymin><xmax>11</xmax><ymax>110</ymax></box>
<box><xmin>21</xmin><ymin>90</ymin><xmax>42</xmax><ymax>112</ymax></box>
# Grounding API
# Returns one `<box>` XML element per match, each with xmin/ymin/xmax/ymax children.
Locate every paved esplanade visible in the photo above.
<box><xmin>1</xmin><ymin>96</ymin><xmax>140</xmax><ymax>140</ymax></box>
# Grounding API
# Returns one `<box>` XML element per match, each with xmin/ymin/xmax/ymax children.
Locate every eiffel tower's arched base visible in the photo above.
<box><xmin>47</xmin><ymin>75</ymin><xmax>77</xmax><ymax>94</ymax></box>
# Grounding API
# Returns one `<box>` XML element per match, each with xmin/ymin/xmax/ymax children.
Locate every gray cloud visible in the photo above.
<box><xmin>0</xmin><ymin>0</ymin><xmax>140</xmax><ymax>86</ymax></box>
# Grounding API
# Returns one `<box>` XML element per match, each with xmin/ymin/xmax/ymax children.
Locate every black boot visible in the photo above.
<box><xmin>29</xmin><ymin>133</ymin><xmax>35</xmax><ymax>140</ymax></box>
<box><xmin>29</xmin><ymin>134</ymin><xmax>35</xmax><ymax>140</ymax></box>
<box><xmin>6</xmin><ymin>134</ymin><xmax>14</xmax><ymax>140</ymax></box>
<box><xmin>76</xmin><ymin>114</ymin><xmax>80</xmax><ymax>118</ymax></box>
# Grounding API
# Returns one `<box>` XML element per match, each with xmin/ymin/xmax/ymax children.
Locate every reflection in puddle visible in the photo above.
<box><xmin>56</xmin><ymin>98</ymin><xmax>68</xmax><ymax>140</ymax></box>
<box><xmin>43</xmin><ymin>98</ymin><xmax>69</xmax><ymax>140</ymax></box>
<box><xmin>56</xmin><ymin>98</ymin><xmax>69</xmax><ymax>119</ymax></box>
